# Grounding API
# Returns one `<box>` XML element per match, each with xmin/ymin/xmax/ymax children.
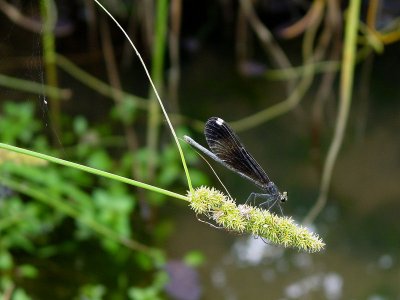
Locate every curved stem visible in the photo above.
<box><xmin>0</xmin><ymin>143</ymin><xmax>189</xmax><ymax>202</ymax></box>
<box><xmin>304</xmin><ymin>0</ymin><xmax>361</xmax><ymax>224</ymax></box>
<box><xmin>93</xmin><ymin>0</ymin><xmax>193</xmax><ymax>192</ymax></box>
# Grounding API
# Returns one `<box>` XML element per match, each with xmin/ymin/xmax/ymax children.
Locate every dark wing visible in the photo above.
<box><xmin>204</xmin><ymin>117</ymin><xmax>270</xmax><ymax>188</ymax></box>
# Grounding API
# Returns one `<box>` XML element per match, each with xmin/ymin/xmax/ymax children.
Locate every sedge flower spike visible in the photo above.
<box><xmin>188</xmin><ymin>186</ymin><xmax>325</xmax><ymax>253</ymax></box>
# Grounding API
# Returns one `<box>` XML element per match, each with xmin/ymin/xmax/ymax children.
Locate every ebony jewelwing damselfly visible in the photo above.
<box><xmin>184</xmin><ymin>117</ymin><xmax>287</xmax><ymax>206</ymax></box>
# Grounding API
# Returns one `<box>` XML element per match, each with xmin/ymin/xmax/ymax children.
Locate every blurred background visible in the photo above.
<box><xmin>0</xmin><ymin>0</ymin><xmax>400</xmax><ymax>299</ymax></box>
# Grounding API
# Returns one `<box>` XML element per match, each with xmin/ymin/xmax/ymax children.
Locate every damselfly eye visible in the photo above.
<box><xmin>280</xmin><ymin>192</ymin><xmax>288</xmax><ymax>203</ymax></box>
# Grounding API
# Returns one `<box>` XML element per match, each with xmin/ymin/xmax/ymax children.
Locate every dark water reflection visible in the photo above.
<box><xmin>169</xmin><ymin>48</ymin><xmax>400</xmax><ymax>299</ymax></box>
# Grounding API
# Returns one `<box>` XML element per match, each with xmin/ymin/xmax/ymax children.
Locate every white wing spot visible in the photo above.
<box><xmin>216</xmin><ymin>118</ymin><xmax>224</xmax><ymax>126</ymax></box>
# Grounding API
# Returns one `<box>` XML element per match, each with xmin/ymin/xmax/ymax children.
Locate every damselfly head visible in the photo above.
<box><xmin>280</xmin><ymin>191</ymin><xmax>288</xmax><ymax>203</ymax></box>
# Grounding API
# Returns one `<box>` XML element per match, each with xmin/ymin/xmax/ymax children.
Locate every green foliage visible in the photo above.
<box><xmin>128</xmin><ymin>271</ymin><xmax>169</xmax><ymax>300</ymax></box>
<box><xmin>111</xmin><ymin>96</ymin><xmax>138</xmax><ymax>125</ymax></box>
<box><xmin>0</xmin><ymin>100</ymin><xmax>206</xmax><ymax>298</ymax></box>
<box><xmin>183</xmin><ymin>250</ymin><xmax>205</xmax><ymax>267</ymax></box>
<box><xmin>76</xmin><ymin>284</ymin><xmax>106</xmax><ymax>300</ymax></box>
<box><xmin>0</xmin><ymin>102</ymin><xmax>40</xmax><ymax>145</ymax></box>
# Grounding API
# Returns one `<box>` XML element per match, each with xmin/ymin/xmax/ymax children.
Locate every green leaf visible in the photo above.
<box><xmin>183</xmin><ymin>251</ymin><xmax>205</xmax><ymax>267</ymax></box>
<box><xmin>73</xmin><ymin>116</ymin><xmax>88</xmax><ymax>135</ymax></box>
<box><xmin>19</xmin><ymin>265</ymin><xmax>38</xmax><ymax>278</ymax></box>
<box><xmin>0</xmin><ymin>250</ymin><xmax>13</xmax><ymax>270</ymax></box>
<box><xmin>77</xmin><ymin>284</ymin><xmax>106</xmax><ymax>300</ymax></box>
<box><xmin>11</xmin><ymin>288</ymin><xmax>32</xmax><ymax>300</ymax></box>
<box><xmin>86</xmin><ymin>150</ymin><xmax>113</xmax><ymax>170</ymax></box>
<box><xmin>111</xmin><ymin>97</ymin><xmax>137</xmax><ymax>124</ymax></box>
